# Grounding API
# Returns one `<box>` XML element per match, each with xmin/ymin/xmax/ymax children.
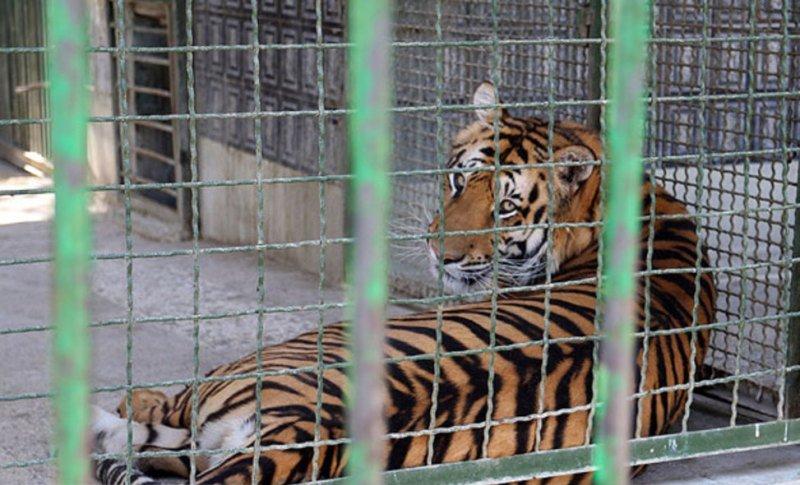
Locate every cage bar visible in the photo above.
<box><xmin>594</xmin><ymin>0</ymin><xmax>651</xmax><ymax>483</ymax></box>
<box><xmin>347</xmin><ymin>0</ymin><xmax>393</xmax><ymax>482</ymax></box>
<box><xmin>312</xmin><ymin>0</ymin><xmax>331</xmax><ymax>478</ymax></box>
<box><xmin>46</xmin><ymin>0</ymin><xmax>91</xmax><ymax>483</ymax></box>
<box><xmin>788</xmin><ymin>182</ymin><xmax>800</xmax><ymax>417</ymax></box>
<box><xmin>247</xmin><ymin>0</ymin><xmax>268</xmax><ymax>480</ymax></box>
<box><xmin>585</xmin><ymin>0</ymin><xmax>603</xmax><ymax>131</ymax></box>
<box><xmin>0</xmin><ymin>0</ymin><xmax>799</xmax><ymax>482</ymax></box>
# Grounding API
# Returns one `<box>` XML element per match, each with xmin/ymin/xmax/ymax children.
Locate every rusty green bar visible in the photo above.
<box><xmin>346</xmin><ymin>0</ymin><xmax>393</xmax><ymax>482</ymax></box>
<box><xmin>46</xmin><ymin>0</ymin><xmax>91</xmax><ymax>483</ymax></box>
<box><xmin>594</xmin><ymin>0</ymin><xmax>651</xmax><ymax>484</ymax></box>
<box><xmin>317</xmin><ymin>419</ymin><xmax>800</xmax><ymax>485</ymax></box>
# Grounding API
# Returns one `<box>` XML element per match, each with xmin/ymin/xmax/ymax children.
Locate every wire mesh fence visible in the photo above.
<box><xmin>0</xmin><ymin>0</ymin><xmax>799</xmax><ymax>483</ymax></box>
<box><xmin>390</xmin><ymin>0</ymin><xmax>800</xmax><ymax>416</ymax></box>
<box><xmin>648</xmin><ymin>0</ymin><xmax>800</xmax><ymax>411</ymax></box>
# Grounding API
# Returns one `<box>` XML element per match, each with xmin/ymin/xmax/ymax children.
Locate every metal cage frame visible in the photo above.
<box><xmin>0</xmin><ymin>0</ymin><xmax>799</xmax><ymax>483</ymax></box>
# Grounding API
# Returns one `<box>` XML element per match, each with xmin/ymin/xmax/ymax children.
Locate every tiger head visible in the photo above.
<box><xmin>427</xmin><ymin>82</ymin><xmax>604</xmax><ymax>293</ymax></box>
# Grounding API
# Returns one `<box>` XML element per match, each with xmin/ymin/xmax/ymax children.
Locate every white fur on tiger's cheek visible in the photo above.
<box><xmin>443</xmin><ymin>273</ymin><xmax>472</xmax><ymax>296</ymax></box>
<box><xmin>525</xmin><ymin>230</ymin><xmax>545</xmax><ymax>257</ymax></box>
<box><xmin>547</xmin><ymin>255</ymin><xmax>559</xmax><ymax>276</ymax></box>
<box><xmin>427</xmin><ymin>246</ymin><xmax>439</xmax><ymax>279</ymax></box>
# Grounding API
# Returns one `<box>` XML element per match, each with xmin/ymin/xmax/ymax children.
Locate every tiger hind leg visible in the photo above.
<box><xmin>93</xmin><ymin>459</ymin><xmax>160</xmax><ymax>485</ymax></box>
<box><xmin>92</xmin><ymin>406</ymin><xmax>193</xmax><ymax>484</ymax></box>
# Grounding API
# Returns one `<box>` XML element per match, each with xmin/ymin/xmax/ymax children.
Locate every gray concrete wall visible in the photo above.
<box><xmin>198</xmin><ymin>137</ymin><xmax>347</xmax><ymax>283</ymax></box>
<box><xmin>83</xmin><ymin>1</ymin><xmax>346</xmax><ymax>281</ymax></box>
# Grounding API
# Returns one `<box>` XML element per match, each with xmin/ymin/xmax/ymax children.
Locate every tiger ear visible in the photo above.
<box><xmin>553</xmin><ymin>145</ymin><xmax>595</xmax><ymax>192</ymax></box>
<box><xmin>473</xmin><ymin>81</ymin><xmax>503</xmax><ymax>125</ymax></box>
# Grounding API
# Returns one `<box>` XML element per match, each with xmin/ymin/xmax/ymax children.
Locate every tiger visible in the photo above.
<box><xmin>91</xmin><ymin>81</ymin><xmax>716</xmax><ymax>484</ymax></box>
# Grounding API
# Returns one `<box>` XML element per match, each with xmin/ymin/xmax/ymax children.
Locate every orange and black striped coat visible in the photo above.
<box><xmin>91</xmin><ymin>83</ymin><xmax>715</xmax><ymax>484</ymax></box>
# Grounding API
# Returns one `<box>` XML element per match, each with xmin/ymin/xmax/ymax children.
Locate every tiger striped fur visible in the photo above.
<box><xmin>92</xmin><ymin>82</ymin><xmax>716</xmax><ymax>484</ymax></box>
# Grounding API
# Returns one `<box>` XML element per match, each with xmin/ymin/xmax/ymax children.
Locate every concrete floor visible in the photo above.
<box><xmin>1</xmin><ymin>160</ymin><xmax>798</xmax><ymax>484</ymax></box>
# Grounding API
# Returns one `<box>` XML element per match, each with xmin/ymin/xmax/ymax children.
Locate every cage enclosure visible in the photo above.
<box><xmin>188</xmin><ymin>0</ymin><xmax>800</xmax><ymax>419</ymax></box>
<box><xmin>391</xmin><ymin>0</ymin><xmax>800</xmax><ymax>421</ymax></box>
<box><xmin>1</xmin><ymin>0</ymin><xmax>800</xmax><ymax>482</ymax></box>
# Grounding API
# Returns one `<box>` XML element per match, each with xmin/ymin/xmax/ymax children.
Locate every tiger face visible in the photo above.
<box><xmin>427</xmin><ymin>82</ymin><xmax>602</xmax><ymax>293</ymax></box>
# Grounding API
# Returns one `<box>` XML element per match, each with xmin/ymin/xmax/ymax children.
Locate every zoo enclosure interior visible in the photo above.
<box><xmin>0</xmin><ymin>0</ymin><xmax>800</xmax><ymax>481</ymax></box>
<box><xmin>388</xmin><ymin>0</ymin><xmax>800</xmax><ymax>417</ymax></box>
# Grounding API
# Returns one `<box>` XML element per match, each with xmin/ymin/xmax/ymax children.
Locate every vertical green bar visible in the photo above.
<box><xmin>347</xmin><ymin>0</ymin><xmax>392</xmax><ymax>483</ymax></box>
<box><xmin>593</xmin><ymin>1</ymin><xmax>650</xmax><ymax>484</ymax></box>
<box><xmin>47</xmin><ymin>0</ymin><xmax>91</xmax><ymax>484</ymax></box>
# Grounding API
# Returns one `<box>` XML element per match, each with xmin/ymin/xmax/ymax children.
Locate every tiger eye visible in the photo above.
<box><xmin>499</xmin><ymin>199</ymin><xmax>517</xmax><ymax>214</ymax></box>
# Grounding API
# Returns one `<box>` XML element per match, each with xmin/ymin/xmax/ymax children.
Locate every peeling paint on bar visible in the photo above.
<box><xmin>47</xmin><ymin>0</ymin><xmax>92</xmax><ymax>483</ymax></box>
<box><xmin>593</xmin><ymin>0</ymin><xmax>651</xmax><ymax>483</ymax></box>
<box><xmin>318</xmin><ymin>419</ymin><xmax>800</xmax><ymax>484</ymax></box>
<box><xmin>347</xmin><ymin>0</ymin><xmax>393</xmax><ymax>482</ymax></box>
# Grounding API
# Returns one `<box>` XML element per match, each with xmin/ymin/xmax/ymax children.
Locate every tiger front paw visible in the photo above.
<box><xmin>117</xmin><ymin>389</ymin><xmax>169</xmax><ymax>423</ymax></box>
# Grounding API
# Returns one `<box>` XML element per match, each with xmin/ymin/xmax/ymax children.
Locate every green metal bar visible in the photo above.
<box><xmin>183</xmin><ymin>0</ymin><xmax>202</xmax><ymax>481</ymax></box>
<box><xmin>729</xmin><ymin>0</ymin><xmax>759</xmax><ymax>428</ymax></box>
<box><xmin>312</xmin><ymin>0</ymin><xmax>329</xmax><ymax>478</ymax></box>
<box><xmin>636</xmin><ymin>0</ymin><xmax>659</xmax><ymax>441</ymax></box>
<box><xmin>585</xmin><ymin>0</ymin><xmax>608</xmax><ymax>448</ymax></box>
<box><xmin>425</xmin><ymin>0</ymin><xmax>446</xmax><ymax>467</ymax></box>
<box><xmin>47</xmin><ymin>0</ymin><xmax>91</xmax><ymax>483</ymax></box>
<box><xmin>678</xmin><ymin>0</ymin><xmax>709</xmax><ymax>437</ymax></box>
<box><xmin>318</xmin><ymin>419</ymin><xmax>800</xmax><ymax>485</ymax></box>
<box><xmin>346</xmin><ymin>0</ymin><xmax>393</xmax><ymax>482</ymax></box>
<box><xmin>110</xmin><ymin>1</ymin><xmax>136</xmax><ymax>481</ymax></box>
<box><xmin>594</xmin><ymin>0</ymin><xmax>651</xmax><ymax>483</ymax></box>
<box><xmin>248</xmin><ymin>0</ymin><xmax>267</xmax><ymax>481</ymax></box>
<box><xmin>482</xmin><ymin>0</ymin><xmax>501</xmax><ymax>460</ymax></box>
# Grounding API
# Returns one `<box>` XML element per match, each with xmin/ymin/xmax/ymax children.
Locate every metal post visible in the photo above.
<box><xmin>584</xmin><ymin>0</ymin><xmax>603</xmax><ymax>131</ymax></box>
<box><xmin>347</xmin><ymin>0</ymin><xmax>393</xmax><ymax>482</ymax></box>
<box><xmin>787</xmin><ymin>200</ymin><xmax>800</xmax><ymax>418</ymax></box>
<box><xmin>778</xmin><ymin>0</ymin><xmax>799</xmax><ymax>422</ymax></box>
<box><xmin>47</xmin><ymin>0</ymin><xmax>91</xmax><ymax>484</ymax></box>
<box><xmin>594</xmin><ymin>1</ymin><xmax>651</xmax><ymax>484</ymax></box>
